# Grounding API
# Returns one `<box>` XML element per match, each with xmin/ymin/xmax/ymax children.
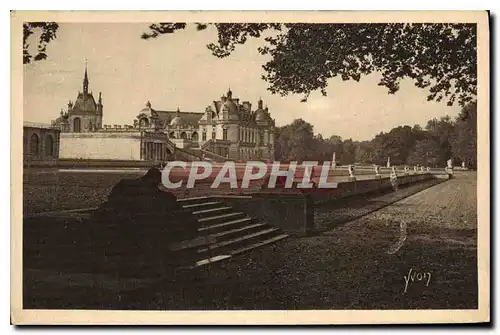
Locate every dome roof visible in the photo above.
<box><xmin>170</xmin><ymin>115</ymin><xmax>182</xmax><ymax>126</ymax></box>
<box><xmin>255</xmin><ymin>108</ymin><xmax>267</xmax><ymax>122</ymax></box>
<box><xmin>169</xmin><ymin>108</ymin><xmax>183</xmax><ymax>126</ymax></box>
<box><xmin>140</xmin><ymin>101</ymin><xmax>153</xmax><ymax>114</ymax></box>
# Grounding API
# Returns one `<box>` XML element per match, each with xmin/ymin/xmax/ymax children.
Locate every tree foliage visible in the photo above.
<box><xmin>407</xmin><ymin>138</ymin><xmax>442</xmax><ymax>167</ymax></box>
<box><xmin>450</xmin><ymin>101</ymin><xmax>477</xmax><ymax>168</ymax></box>
<box><xmin>274</xmin><ymin>102</ymin><xmax>477</xmax><ymax>169</ymax></box>
<box><xmin>23</xmin><ymin>22</ymin><xmax>59</xmax><ymax>64</ymax></box>
<box><xmin>275</xmin><ymin>119</ymin><xmax>315</xmax><ymax>162</ymax></box>
<box><xmin>143</xmin><ymin>23</ymin><xmax>477</xmax><ymax>106</ymax></box>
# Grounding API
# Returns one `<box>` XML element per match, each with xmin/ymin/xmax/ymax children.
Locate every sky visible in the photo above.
<box><xmin>23</xmin><ymin>23</ymin><xmax>462</xmax><ymax>141</ymax></box>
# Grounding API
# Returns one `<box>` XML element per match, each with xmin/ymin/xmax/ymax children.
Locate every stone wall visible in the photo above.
<box><xmin>60</xmin><ymin>132</ymin><xmax>142</xmax><ymax>160</ymax></box>
<box><xmin>23</xmin><ymin>125</ymin><xmax>61</xmax><ymax>166</ymax></box>
<box><xmin>312</xmin><ymin>172</ymin><xmax>436</xmax><ymax>204</ymax></box>
<box><xmin>215</xmin><ymin>194</ymin><xmax>314</xmax><ymax>236</ymax></box>
<box><xmin>214</xmin><ymin>172</ymin><xmax>442</xmax><ymax>236</ymax></box>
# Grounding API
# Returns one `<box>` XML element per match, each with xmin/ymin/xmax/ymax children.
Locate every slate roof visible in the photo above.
<box><xmin>72</xmin><ymin>93</ymin><xmax>97</xmax><ymax>113</ymax></box>
<box><xmin>155</xmin><ymin>110</ymin><xmax>204</xmax><ymax>127</ymax></box>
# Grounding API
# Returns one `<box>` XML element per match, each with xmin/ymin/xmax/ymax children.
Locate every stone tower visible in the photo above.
<box><xmin>53</xmin><ymin>63</ymin><xmax>104</xmax><ymax>132</ymax></box>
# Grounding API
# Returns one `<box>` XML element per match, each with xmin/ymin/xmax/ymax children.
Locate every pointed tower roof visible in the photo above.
<box><xmin>83</xmin><ymin>59</ymin><xmax>89</xmax><ymax>95</ymax></box>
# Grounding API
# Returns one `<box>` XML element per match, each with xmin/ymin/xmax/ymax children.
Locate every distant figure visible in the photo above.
<box><xmin>390</xmin><ymin>166</ymin><xmax>398</xmax><ymax>191</ymax></box>
<box><xmin>348</xmin><ymin>164</ymin><xmax>355</xmax><ymax>177</ymax></box>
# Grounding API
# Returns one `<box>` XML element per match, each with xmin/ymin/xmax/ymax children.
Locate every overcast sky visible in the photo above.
<box><xmin>23</xmin><ymin>23</ymin><xmax>461</xmax><ymax>141</ymax></box>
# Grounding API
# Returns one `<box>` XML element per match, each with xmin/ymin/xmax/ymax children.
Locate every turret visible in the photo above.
<box><xmin>96</xmin><ymin>92</ymin><xmax>103</xmax><ymax>130</ymax></box>
<box><xmin>97</xmin><ymin>92</ymin><xmax>103</xmax><ymax>111</ymax></box>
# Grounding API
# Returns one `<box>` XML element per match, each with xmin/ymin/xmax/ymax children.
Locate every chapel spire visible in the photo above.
<box><xmin>83</xmin><ymin>59</ymin><xmax>89</xmax><ymax>96</ymax></box>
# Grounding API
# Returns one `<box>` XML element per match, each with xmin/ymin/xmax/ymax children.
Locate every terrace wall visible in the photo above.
<box><xmin>215</xmin><ymin>172</ymin><xmax>443</xmax><ymax>236</ymax></box>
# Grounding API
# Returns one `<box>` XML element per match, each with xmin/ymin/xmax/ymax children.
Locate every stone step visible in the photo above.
<box><xmin>231</xmin><ymin>233</ymin><xmax>289</xmax><ymax>256</ymax></box>
<box><xmin>180</xmin><ymin>231</ymin><xmax>289</xmax><ymax>270</ymax></box>
<box><xmin>192</xmin><ymin>206</ymin><xmax>233</xmax><ymax>218</ymax></box>
<box><xmin>197</xmin><ymin>212</ymin><xmax>247</xmax><ymax>226</ymax></box>
<box><xmin>190</xmin><ymin>254</ymin><xmax>232</xmax><ymax>268</ymax></box>
<box><xmin>198</xmin><ymin>227</ymin><xmax>280</xmax><ymax>255</ymax></box>
<box><xmin>209</xmin><ymin>222</ymin><xmax>269</xmax><ymax>241</ymax></box>
<box><xmin>198</xmin><ymin>217</ymin><xmax>255</xmax><ymax>235</ymax></box>
<box><xmin>181</xmin><ymin>201</ymin><xmax>222</xmax><ymax>210</ymax></box>
<box><xmin>177</xmin><ymin>196</ymin><xmax>212</xmax><ymax>206</ymax></box>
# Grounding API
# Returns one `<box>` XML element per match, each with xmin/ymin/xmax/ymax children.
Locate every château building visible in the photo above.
<box><xmin>52</xmin><ymin>66</ymin><xmax>276</xmax><ymax>162</ymax></box>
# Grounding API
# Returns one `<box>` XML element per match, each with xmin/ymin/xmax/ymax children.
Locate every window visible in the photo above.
<box><xmin>169</xmin><ymin>132</ymin><xmax>176</xmax><ymax>139</ymax></box>
<box><xmin>192</xmin><ymin>132</ymin><xmax>199</xmax><ymax>141</ymax></box>
<box><xmin>30</xmin><ymin>133</ymin><xmax>39</xmax><ymax>155</ymax></box>
<box><xmin>212</xmin><ymin>131</ymin><xmax>216</xmax><ymax>139</ymax></box>
<box><xmin>251</xmin><ymin>131</ymin><xmax>254</xmax><ymax>143</ymax></box>
<box><xmin>180</xmin><ymin>132</ymin><xmax>187</xmax><ymax>140</ymax></box>
<box><xmin>140</xmin><ymin>118</ymin><xmax>149</xmax><ymax>128</ymax></box>
<box><xmin>223</xmin><ymin>128</ymin><xmax>228</xmax><ymax>140</ymax></box>
<box><xmin>73</xmin><ymin>117</ymin><xmax>81</xmax><ymax>133</ymax></box>
<box><xmin>202</xmin><ymin>132</ymin><xmax>207</xmax><ymax>141</ymax></box>
<box><xmin>44</xmin><ymin>135</ymin><xmax>54</xmax><ymax>157</ymax></box>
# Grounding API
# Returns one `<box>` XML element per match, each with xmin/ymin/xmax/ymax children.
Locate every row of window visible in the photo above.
<box><xmin>168</xmin><ymin>130</ymin><xmax>221</xmax><ymax>141</ymax></box>
<box><xmin>169</xmin><ymin>131</ymin><xmax>200</xmax><ymax>141</ymax></box>
<box><xmin>240</xmin><ymin>129</ymin><xmax>265</xmax><ymax>144</ymax></box>
<box><xmin>240</xmin><ymin>148</ymin><xmax>261</xmax><ymax>159</ymax></box>
<box><xmin>27</xmin><ymin>133</ymin><xmax>55</xmax><ymax>157</ymax></box>
<box><xmin>200</xmin><ymin>129</ymin><xmax>226</xmax><ymax>141</ymax></box>
<box><xmin>167</xmin><ymin>128</ymin><xmax>262</xmax><ymax>143</ymax></box>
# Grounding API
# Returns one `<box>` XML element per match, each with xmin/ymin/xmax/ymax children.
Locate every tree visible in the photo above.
<box><xmin>143</xmin><ymin>23</ymin><xmax>477</xmax><ymax>106</ymax></box>
<box><xmin>425</xmin><ymin>116</ymin><xmax>455</xmax><ymax>166</ymax></box>
<box><xmin>370</xmin><ymin>125</ymin><xmax>418</xmax><ymax>165</ymax></box>
<box><xmin>340</xmin><ymin>139</ymin><xmax>356</xmax><ymax>165</ymax></box>
<box><xmin>407</xmin><ymin>137</ymin><xmax>442</xmax><ymax>167</ymax></box>
<box><xmin>274</xmin><ymin>119</ymin><xmax>315</xmax><ymax>162</ymax></box>
<box><xmin>451</xmin><ymin>102</ymin><xmax>477</xmax><ymax>169</ymax></box>
<box><xmin>355</xmin><ymin>140</ymin><xmax>376</xmax><ymax>164</ymax></box>
<box><xmin>23</xmin><ymin>22</ymin><xmax>59</xmax><ymax>64</ymax></box>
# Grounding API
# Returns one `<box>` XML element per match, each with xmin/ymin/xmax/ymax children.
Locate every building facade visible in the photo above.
<box><xmin>132</xmin><ymin>89</ymin><xmax>276</xmax><ymax>161</ymax></box>
<box><xmin>52</xmin><ymin>67</ymin><xmax>275</xmax><ymax>162</ymax></box>
<box><xmin>23</xmin><ymin>122</ymin><xmax>61</xmax><ymax>166</ymax></box>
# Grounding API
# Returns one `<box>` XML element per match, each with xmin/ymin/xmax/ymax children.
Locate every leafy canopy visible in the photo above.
<box><xmin>23</xmin><ymin>22</ymin><xmax>59</xmax><ymax>65</ymax></box>
<box><xmin>142</xmin><ymin>23</ymin><xmax>477</xmax><ymax>106</ymax></box>
<box><xmin>23</xmin><ymin>22</ymin><xmax>477</xmax><ymax>107</ymax></box>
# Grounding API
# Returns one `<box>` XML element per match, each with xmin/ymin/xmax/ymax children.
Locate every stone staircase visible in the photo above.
<box><xmin>177</xmin><ymin>196</ymin><xmax>289</xmax><ymax>265</ymax></box>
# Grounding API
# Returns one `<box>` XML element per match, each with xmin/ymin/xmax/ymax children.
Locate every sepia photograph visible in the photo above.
<box><xmin>11</xmin><ymin>10</ymin><xmax>490</xmax><ymax>325</ymax></box>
